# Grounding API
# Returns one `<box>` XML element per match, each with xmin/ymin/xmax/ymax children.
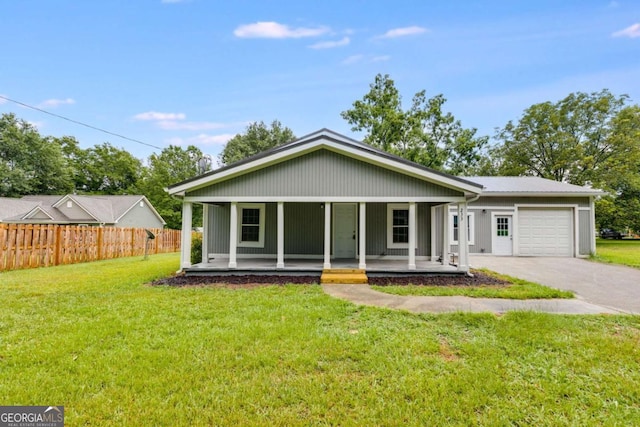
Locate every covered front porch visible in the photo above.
<box><xmin>179</xmin><ymin>200</ymin><xmax>472</xmax><ymax>275</ymax></box>
<box><xmin>184</xmin><ymin>257</ymin><xmax>463</xmax><ymax>276</ymax></box>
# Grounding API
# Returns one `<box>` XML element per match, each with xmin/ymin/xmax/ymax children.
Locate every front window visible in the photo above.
<box><xmin>450</xmin><ymin>212</ymin><xmax>475</xmax><ymax>245</ymax></box>
<box><xmin>237</xmin><ymin>203</ymin><xmax>265</xmax><ymax>247</ymax></box>
<box><xmin>387</xmin><ymin>204</ymin><xmax>411</xmax><ymax>248</ymax></box>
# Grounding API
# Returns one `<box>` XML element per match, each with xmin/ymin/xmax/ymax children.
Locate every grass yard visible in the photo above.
<box><xmin>592</xmin><ymin>239</ymin><xmax>640</xmax><ymax>269</ymax></box>
<box><xmin>1</xmin><ymin>254</ymin><xmax>639</xmax><ymax>425</ymax></box>
<box><xmin>372</xmin><ymin>269</ymin><xmax>573</xmax><ymax>299</ymax></box>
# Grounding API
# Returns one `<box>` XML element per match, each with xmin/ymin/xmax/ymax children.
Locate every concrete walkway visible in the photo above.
<box><xmin>323</xmin><ymin>257</ymin><xmax>640</xmax><ymax>315</ymax></box>
<box><xmin>470</xmin><ymin>256</ymin><xmax>640</xmax><ymax>314</ymax></box>
<box><xmin>322</xmin><ymin>284</ymin><xmax>621</xmax><ymax>315</ymax></box>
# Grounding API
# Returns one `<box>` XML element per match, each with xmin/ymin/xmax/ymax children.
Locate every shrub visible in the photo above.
<box><xmin>190</xmin><ymin>232</ymin><xmax>203</xmax><ymax>264</ymax></box>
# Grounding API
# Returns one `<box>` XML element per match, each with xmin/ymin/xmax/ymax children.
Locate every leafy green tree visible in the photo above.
<box><xmin>138</xmin><ymin>145</ymin><xmax>203</xmax><ymax>229</ymax></box>
<box><xmin>0</xmin><ymin>113</ymin><xmax>73</xmax><ymax>196</ymax></box>
<box><xmin>494</xmin><ymin>90</ymin><xmax>631</xmax><ymax>185</ymax></box>
<box><xmin>341</xmin><ymin>74</ymin><xmax>489</xmax><ymax>175</ymax></box>
<box><xmin>76</xmin><ymin>143</ymin><xmax>143</xmax><ymax>194</ymax></box>
<box><xmin>219</xmin><ymin>120</ymin><xmax>295</xmax><ymax>165</ymax></box>
<box><xmin>493</xmin><ymin>91</ymin><xmax>640</xmax><ymax>232</ymax></box>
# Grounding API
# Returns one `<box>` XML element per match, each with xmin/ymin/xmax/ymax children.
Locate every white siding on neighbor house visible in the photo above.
<box><xmin>189</xmin><ymin>150</ymin><xmax>464</xmax><ymax>199</ymax></box>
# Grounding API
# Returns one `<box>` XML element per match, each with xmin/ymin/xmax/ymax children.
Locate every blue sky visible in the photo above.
<box><xmin>1</xmin><ymin>0</ymin><xmax>639</xmax><ymax>163</ymax></box>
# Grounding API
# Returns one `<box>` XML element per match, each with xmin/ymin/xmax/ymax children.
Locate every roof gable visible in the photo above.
<box><xmin>168</xmin><ymin>128</ymin><xmax>483</xmax><ymax>196</ymax></box>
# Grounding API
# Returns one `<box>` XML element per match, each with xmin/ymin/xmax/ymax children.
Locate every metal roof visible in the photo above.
<box><xmin>465</xmin><ymin>176</ymin><xmax>604</xmax><ymax>196</ymax></box>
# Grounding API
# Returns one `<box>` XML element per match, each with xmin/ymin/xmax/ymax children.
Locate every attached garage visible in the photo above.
<box><xmin>517</xmin><ymin>208</ymin><xmax>573</xmax><ymax>256</ymax></box>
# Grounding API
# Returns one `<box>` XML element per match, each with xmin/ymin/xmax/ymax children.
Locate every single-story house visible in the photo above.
<box><xmin>0</xmin><ymin>194</ymin><xmax>166</xmax><ymax>228</ymax></box>
<box><xmin>167</xmin><ymin>129</ymin><xmax>602</xmax><ymax>275</ymax></box>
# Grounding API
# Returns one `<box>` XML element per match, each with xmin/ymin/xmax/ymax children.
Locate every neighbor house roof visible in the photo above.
<box><xmin>168</xmin><ymin>128</ymin><xmax>484</xmax><ymax>196</ymax></box>
<box><xmin>1</xmin><ymin>195</ymin><xmax>166</xmax><ymax>225</ymax></box>
<box><xmin>466</xmin><ymin>176</ymin><xmax>604</xmax><ymax>197</ymax></box>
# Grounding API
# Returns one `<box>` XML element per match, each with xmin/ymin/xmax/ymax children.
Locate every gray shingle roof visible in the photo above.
<box><xmin>465</xmin><ymin>176</ymin><xmax>604</xmax><ymax>195</ymax></box>
<box><xmin>1</xmin><ymin>195</ymin><xmax>164</xmax><ymax>224</ymax></box>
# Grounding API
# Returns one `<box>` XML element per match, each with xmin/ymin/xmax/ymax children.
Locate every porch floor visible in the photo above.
<box><xmin>185</xmin><ymin>258</ymin><xmax>463</xmax><ymax>276</ymax></box>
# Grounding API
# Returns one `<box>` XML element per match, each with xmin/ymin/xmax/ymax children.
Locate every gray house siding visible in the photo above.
<box><xmin>434</xmin><ymin>199</ymin><xmax>593</xmax><ymax>257</ymax></box>
<box><xmin>189</xmin><ymin>150</ymin><xmax>464</xmax><ymax>199</ymax></box>
<box><xmin>60</xmin><ymin>202</ymin><xmax>95</xmax><ymax>221</ymax></box>
<box><xmin>578</xmin><ymin>210</ymin><xmax>592</xmax><ymax>256</ymax></box>
<box><xmin>285</xmin><ymin>203</ymin><xmax>324</xmax><ymax>254</ymax></box>
<box><xmin>117</xmin><ymin>205</ymin><xmax>164</xmax><ymax>228</ymax></box>
<box><xmin>207</xmin><ymin>202</ymin><xmax>432</xmax><ymax>258</ymax></box>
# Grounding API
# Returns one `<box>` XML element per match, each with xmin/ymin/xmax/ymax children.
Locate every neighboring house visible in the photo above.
<box><xmin>167</xmin><ymin>129</ymin><xmax>602</xmax><ymax>274</ymax></box>
<box><xmin>0</xmin><ymin>194</ymin><xmax>166</xmax><ymax>228</ymax></box>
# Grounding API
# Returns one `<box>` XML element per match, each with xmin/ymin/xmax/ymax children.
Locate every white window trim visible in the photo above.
<box><xmin>387</xmin><ymin>203</ymin><xmax>410</xmax><ymax>249</ymax></box>
<box><xmin>237</xmin><ymin>203</ymin><xmax>265</xmax><ymax>248</ymax></box>
<box><xmin>449</xmin><ymin>212</ymin><xmax>475</xmax><ymax>245</ymax></box>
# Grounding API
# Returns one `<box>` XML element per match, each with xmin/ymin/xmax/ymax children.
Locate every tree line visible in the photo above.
<box><xmin>2</xmin><ymin>74</ymin><xmax>639</xmax><ymax>232</ymax></box>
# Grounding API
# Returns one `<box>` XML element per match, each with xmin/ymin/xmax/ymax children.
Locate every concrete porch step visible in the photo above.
<box><xmin>321</xmin><ymin>269</ymin><xmax>368</xmax><ymax>284</ymax></box>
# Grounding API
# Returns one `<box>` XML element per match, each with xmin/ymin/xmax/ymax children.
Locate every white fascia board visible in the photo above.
<box><xmin>52</xmin><ymin>195</ymin><xmax>100</xmax><ymax>221</ymax></box>
<box><xmin>184</xmin><ymin>196</ymin><xmax>467</xmax><ymax>203</ymax></box>
<box><xmin>169</xmin><ymin>138</ymin><xmax>482</xmax><ymax>196</ymax></box>
<box><xmin>480</xmin><ymin>191</ymin><xmax>603</xmax><ymax>197</ymax></box>
<box><xmin>167</xmin><ymin>141</ymin><xmax>322</xmax><ymax>195</ymax></box>
<box><xmin>21</xmin><ymin>206</ymin><xmax>54</xmax><ymax>220</ymax></box>
<box><xmin>115</xmin><ymin>196</ymin><xmax>167</xmax><ymax>225</ymax></box>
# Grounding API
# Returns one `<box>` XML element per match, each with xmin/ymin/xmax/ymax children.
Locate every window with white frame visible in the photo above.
<box><xmin>449</xmin><ymin>212</ymin><xmax>475</xmax><ymax>245</ymax></box>
<box><xmin>237</xmin><ymin>203</ymin><xmax>265</xmax><ymax>248</ymax></box>
<box><xmin>387</xmin><ymin>203</ymin><xmax>410</xmax><ymax>249</ymax></box>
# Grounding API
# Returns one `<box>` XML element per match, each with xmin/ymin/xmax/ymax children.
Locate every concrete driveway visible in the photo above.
<box><xmin>470</xmin><ymin>256</ymin><xmax>640</xmax><ymax>314</ymax></box>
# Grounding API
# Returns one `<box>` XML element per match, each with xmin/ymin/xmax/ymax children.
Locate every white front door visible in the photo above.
<box><xmin>493</xmin><ymin>214</ymin><xmax>513</xmax><ymax>255</ymax></box>
<box><xmin>333</xmin><ymin>203</ymin><xmax>356</xmax><ymax>259</ymax></box>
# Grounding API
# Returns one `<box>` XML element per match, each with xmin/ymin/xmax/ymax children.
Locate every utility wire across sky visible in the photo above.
<box><xmin>0</xmin><ymin>95</ymin><xmax>163</xmax><ymax>150</ymax></box>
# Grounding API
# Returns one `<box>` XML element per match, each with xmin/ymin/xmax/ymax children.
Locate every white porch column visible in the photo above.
<box><xmin>430</xmin><ymin>205</ymin><xmax>437</xmax><ymax>261</ymax></box>
<box><xmin>408</xmin><ymin>202</ymin><xmax>416</xmax><ymax>270</ymax></box>
<box><xmin>457</xmin><ymin>202</ymin><xmax>469</xmax><ymax>272</ymax></box>
<box><xmin>323</xmin><ymin>202</ymin><xmax>331</xmax><ymax>269</ymax></box>
<box><xmin>229</xmin><ymin>202</ymin><xmax>238</xmax><ymax>269</ymax></box>
<box><xmin>180</xmin><ymin>201</ymin><xmax>193</xmax><ymax>269</ymax></box>
<box><xmin>359</xmin><ymin>202</ymin><xmax>366</xmax><ymax>270</ymax></box>
<box><xmin>442</xmin><ymin>204</ymin><xmax>450</xmax><ymax>264</ymax></box>
<box><xmin>277</xmin><ymin>201</ymin><xmax>285</xmax><ymax>269</ymax></box>
<box><xmin>201</xmin><ymin>203</ymin><xmax>209</xmax><ymax>264</ymax></box>
<box><xmin>590</xmin><ymin>196</ymin><xmax>597</xmax><ymax>255</ymax></box>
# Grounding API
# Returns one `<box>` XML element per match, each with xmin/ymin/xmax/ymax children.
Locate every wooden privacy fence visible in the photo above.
<box><xmin>0</xmin><ymin>224</ymin><xmax>181</xmax><ymax>272</ymax></box>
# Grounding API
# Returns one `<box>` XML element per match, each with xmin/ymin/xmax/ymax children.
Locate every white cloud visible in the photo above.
<box><xmin>165</xmin><ymin>133</ymin><xmax>234</xmax><ymax>146</ymax></box>
<box><xmin>234</xmin><ymin>21</ymin><xmax>329</xmax><ymax>39</ymax></box>
<box><xmin>38</xmin><ymin>98</ymin><xmax>75</xmax><ymax>108</ymax></box>
<box><xmin>133</xmin><ymin>111</ymin><xmax>186</xmax><ymax>121</ymax></box>
<box><xmin>156</xmin><ymin>121</ymin><xmax>230</xmax><ymax>131</ymax></box>
<box><xmin>342</xmin><ymin>54</ymin><xmax>365</xmax><ymax>65</ymax></box>
<box><xmin>378</xmin><ymin>26</ymin><xmax>428</xmax><ymax>39</ymax></box>
<box><xmin>612</xmin><ymin>23</ymin><xmax>640</xmax><ymax>38</ymax></box>
<box><xmin>342</xmin><ymin>54</ymin><xmax>390</xmax><ymax>65</ymax></box>
<box><xmin>308</xmin><ymin>36</ymin><xmax>350</xmax><ymax>49</ymax></box>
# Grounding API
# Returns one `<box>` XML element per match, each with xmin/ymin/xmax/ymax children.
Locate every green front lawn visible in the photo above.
<box><xmin>1</xmin><ymin>254</ymin><xmax>639</xmax><ymax>425</ymax></box>
<box><xmin>593</xmin><ymin>239</ymin><xmax>640</xmax><ymax>268</ymax></box>
<box><xmin>372</xmin><ymin>269</ymin><xmax>574</xmax><ymax>299</ymax></box>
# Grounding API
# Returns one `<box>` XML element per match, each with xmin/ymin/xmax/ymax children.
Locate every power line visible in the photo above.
<box><xmin>0</xmin><ymin>94</ymin><xmax>163</xmax><ymax>150</ymax></box>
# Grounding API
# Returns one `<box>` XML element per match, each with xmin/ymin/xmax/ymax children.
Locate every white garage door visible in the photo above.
<box><xmin>518</xmin><ymin>209</ymin><xmax>573</xmax><ymax>256</ymax></box>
